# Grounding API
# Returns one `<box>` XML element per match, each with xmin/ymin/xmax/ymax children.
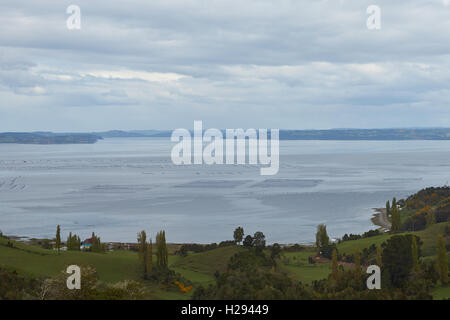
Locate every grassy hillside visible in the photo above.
<box><xmin>0</xmin><ymin>237</ymin><xmax>192</xmax><ymax>299</ymax></box>
<box><xmin>278</xmin><ymin>250</ymin><xmax>331</xmax><ymax>283</ymax></box>
<box><xmin>0</xmin><ymin>237</ymin><xmax>240</xmax><ymax>299</ymax></box>
<box><xmin>170</xmin><ymin>245</ymin><xmax>243</xmax><ymax>286</ymax></box>
<box><xmin>336</xmin><ymin>222</ymin><xmax>449</xmax><ymax>259</ymax></box>
<box><xmin>396</xmin><ymin>187</ymin><xmax>450</xmax><ymax>231</ymax></box>
<box><xmin>0</xmin><ymin>221</ymin><xmax>448</xmax><ymax>299</ymax></box>
<box><xmin>337</xmin><ymin>232</ymin><xmax>393</xmax><ymax>255</ymax></box>
<box><xmin>0</xmin><ymin>237</ymin><xmax>139</xmax><ymax>283</ymax></box>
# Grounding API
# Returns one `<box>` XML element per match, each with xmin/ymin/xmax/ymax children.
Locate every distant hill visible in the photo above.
<box><xmin>95</xmin><ymin>130</ymin><xmax>172</xmax><ymax>138</ymax></box>
<box><xmin>96</xmin><ymin>128</ymin><xmax>450</xmax><ymax>140</ymax></box>
<box><xmin>3</xmin><ymin>128</ymin><xmax>450</xmax><ymax>143</ymax></box>
<box><xmin>0</xmin><ymin>132</ymin><xmax>100</xmax><ymax>144</ymax></box>
<box><xmin>278</xmin><ymin>128</ymin><xmax>450</xmax><ymax>140</ymax></box>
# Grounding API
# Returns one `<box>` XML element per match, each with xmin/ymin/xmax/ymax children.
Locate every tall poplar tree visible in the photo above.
<box><xmin>147</xmin><ymin>238</ymin><xmax>153</xmax><ymax>277</ymax></box>
<box><xmin>437</xmin><ymin>234</ymin><xmax>448</xmax><ymax>284</ymax></box>
<box><xmin>315</xmin><ymin>224</ymin><xmax>329</xmax><ymax>251</ymax></box>
<box><xmin>386</xmin><ymin>200</ymin><xmax>390</xmax><ymax>218</ymax></box>
<box><xmin>137</xmin><ymin>230</ymin><xmax>149</xmax><ymax>278</ymax></box>
<box><xmin>67</xmin><ymin>232</ymin><xmax>73</xmax><ymax>250</ymax></box>
<box><xmin>411</xmin><ymin>235</ymin><xmax>419</xmax><ymax>271</ymax></box>
<box><xmin>55</xmin><ymin>225</ymin><xmax>61</xmax><ymax>254</ymax></box>
<box><xmin>156</xmin><ymin>230</ymin><xmax>168</xmax><ymax>268</ymax></box>
<box><xmin>391</xmin><ymin>206</ymin><xmax>401</xmax><ymax>232</ymax></box>
<box><xmin>376</xmin><ymin>244</ymin><xmax>383</xmax><ymax>267</ymax></box>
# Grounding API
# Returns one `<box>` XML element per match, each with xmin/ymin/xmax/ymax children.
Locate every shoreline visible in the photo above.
<box><xmin>2</xmin><ymin>208</ymin><xmax>390</xmax><ymax>246</ymax></box>
<box><xmin>371</xmin><ymin>207</ymin><xmax>391</xmax><ymax>231</ymax></box>
<box><xmin>3</xmin><ymin>211</ymin><xmax>387</xmax><ymax>248</ymax></box>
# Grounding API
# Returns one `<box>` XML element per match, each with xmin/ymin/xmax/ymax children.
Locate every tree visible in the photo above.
<box><xmin>331</xmin><ymin>248</ymin><xmax>338</xmax><ymax>280</ymax></box>
<box><xmin>391</xmin><ymin>205</ymin><xmax>401</xmax><ymax>232</ymax></box>
<box><xmin>382</xmin><ymin>235</ymin><xmax>421</xmax><ymax>287</ymax></box>
<box><xmin>386</xmin><ymin>200</ymin><xmax>390</xmax><ymax>218</ymax></box>
<box><xmin>376</xmin><ymin>244</ymin><xmax>382</xmax><ymax>267</ymax></box>
<box><xmin>55</xmin><ymin>225</ymin><xmax>61</xmax><ymax>254</ymax></box>
<box><xmin>66</xmin><ymin>232</ymin><xmax>72</xmax><ymax>250</ymax></box>
<box><xmin>436</xmin><ymin>234</ymin><xmax>448</xmax><ymax>284</ymax></box>
<box><xmin>75</xmin><ymin>235</ymin><xmax>81</xmax><ymax>250</ymax></box>
<box><xmin>270</xmin><ymin>243</ymin><xmax>281</xmax><ymax>260</ymax></box>
<box><xmin>90</xmin><ymin>232</ymin><xmax>105</xmax><ymax>253</ymax></box>
<box><xmin>315</xmin><ymin>224</ymin><xmax>329</xmax><ymax>251</ymax></box>
<box><xmin>411</xmin><ymin>235</ymin><xmax>419</xmax><ymax>272</ymax></box>
<box><xmin>354</xmin><ymin>248</ymin><xmax>361</xmax><ymax>278</ymax></box>
<box><xmin>137</xmin><ymin>230</ymin><xmax>149</xmax><ymax>279</ymax></box>
<box><xmin>243</xmin><ymin>235</ymin><xmax>253</xmax><ymax>248</ymax></box>
<box><xmin>66</xmin><ymin>232</ymin><xmax>81</xmax><ymax>251</ymax></box>
<box><xmin>389</xmin><ymin>197</ymin><xmax>399</xmax><ymax>230</ymax></box>
<box><xmin>147</xmin><ymin>238</ymin><xmax>153</xmax><ymax>277</ymax></box>
<box><xmin>156</xmin><ymin>230</ymin><xmax>168</xmax><ymax>268</ymax></box>
<box><xmin>426</xmin><ymin>209</ymin><xmax>436</xmax><ymax>228</ymax></box>
<box><xmin>253</xmin><ymin>232</ymin><xmax>266</xmax><ymax>252</ymax></box>
<box><xmin>233</xmin><ymin>227</ymin><xmax>244</xmax><ymax>244</ymax></box>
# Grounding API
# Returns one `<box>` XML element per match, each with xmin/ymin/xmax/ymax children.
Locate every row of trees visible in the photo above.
<box><xmin>233</xmin><ymin>226</ymin><xmax>267</xmax><ymax>252</ymax></box>
<box><xmin>66</xmin><ymin>232</ymin><xmax>81</xmax><ymax>251</ymax></box>
<box><xmin>137</xmin><ymin>230</ymin><xmax>169</xmax><ymax>279</ymax></box>
<box><xmin>55</xmin><ymin>225</ymin><xmax>105</xmax><ymax>253</ymax></box>
<box><xmin>89</xmin><ymin>233</ymin><xmax>106</xmax><ymax>253</ymax></box>
<box><xmin>137</xmin><ymin>231</ymin><xmax>153</xmax><ymax>279</ymax></box>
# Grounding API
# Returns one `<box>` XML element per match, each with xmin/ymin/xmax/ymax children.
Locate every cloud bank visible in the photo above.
<box><xmin>1</xmin><ymin>0</ymin><xmax>449</xmax><ymax>131</ymax></box>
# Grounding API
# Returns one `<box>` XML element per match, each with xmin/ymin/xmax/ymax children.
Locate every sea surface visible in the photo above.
<box><xmin>0</xmin><ymin>138</ymin><xmax>449</xmax><ymax>244</ymax></box>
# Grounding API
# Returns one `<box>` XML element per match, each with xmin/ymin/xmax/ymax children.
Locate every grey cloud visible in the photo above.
<box><xmin>0</xmin><ymin>0</ymin><xmax>450</xmax><ymax>131</ymax></box>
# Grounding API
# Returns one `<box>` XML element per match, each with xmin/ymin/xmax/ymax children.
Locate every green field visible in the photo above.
<box><xmin>336</xmin><ymin>222</ymin><xmax>448</xmax><ymax>258</ymax></box>
<box><xmin>0</xmin><ymin>237</ymin><xmax>189</xmax><ymax>299</ymax></box>
<box><xmin>169</xmin><ymin>245</ymin><xmax>246</xmax><ymax>287</ymax></box>
<box><xmin>278</xmin><ymin>250</ymin><xmax>331</xmax><ymax>283</ymax></box>
<box><xmin>336</xmin><ymin>232</ymin><xmax>394</xmax><ymax>254</ymax></box>
<box><xmin>0</xmin><ymin>237</ymin><xmax>139</xmax><ymax>283</ymax></box>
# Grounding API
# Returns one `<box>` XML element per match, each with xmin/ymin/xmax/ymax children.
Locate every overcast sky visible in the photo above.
<box><xmin>1</xmin><ymin>0</ymin><xmax>450</xmax><ymax>131</ymax></box>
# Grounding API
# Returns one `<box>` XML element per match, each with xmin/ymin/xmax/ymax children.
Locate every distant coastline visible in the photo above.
<box><xmin>0</xmin><ymin>132</ymin><xmax>101</xmax><ymax>144</ymax></box>
<box><xmin>96</xmin><ymin>127</ymin><xmax>450</xmax><ymax>140</ymax></box>
<box><xmin>2</xmin><ymin>128</ymin><xmax>450</xmax><ymax>144</ymax></box>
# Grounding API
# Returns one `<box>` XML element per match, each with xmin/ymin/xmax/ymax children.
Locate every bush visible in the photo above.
<box><xmin>321</xmin><ymin>244</ymin><xmax>337</xmax><ymax>259</ymax></box>
<box><xmin>0</xmin><ymin>268</ymin><xmax>39</xmax><ymax>299</ymax></box>
<box><xmin>282</xmin><ymin>244</ymin><xmax>307</xmax><ymax>252</ymax></box>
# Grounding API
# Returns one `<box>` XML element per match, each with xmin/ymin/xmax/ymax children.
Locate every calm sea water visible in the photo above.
<box><xmin>0</xmin><ymin>138</ymin><xmax>449</xmax><ymax>244</ymax></box>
